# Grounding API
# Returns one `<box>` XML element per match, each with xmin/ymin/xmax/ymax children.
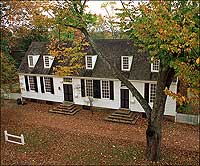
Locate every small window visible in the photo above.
<box><xmin>150</xmin><ymin>84</ymin><xmax>156</xmax><ymax>103</ymax></box>
<box><xmin>29</xmin><ymin>56</ymin><xmax>34</xmax><ymax>67</ymax></box>
<box><xmin>44</xmin><ymin>56</ymin><xmax>50</xmax><ymax>67</ymax></box>
<box><xmin>29</xmin><ymin>76</ymin><xmax>36</xmax><ymax>91</ymax></box>
<box><xmin>151</xmin><ymin>59</ymin><xmax>160</xmax><ymax>72</ymax></box>
<box><xmin>86</xmin><ymin>80</ymin><xmax>93</xmax><ymax>96</ymax></box>
<box><xmin>86</xmin><ymin>56</ymin><xmax>92</xmax><ymax>69</ymax></box>
<box><xmin>44</xmin><ymin>77</ymin><xmax>51</xmax><ymax>92</ymax></box>
<box><xmin>63</xmin><ymin>78</ymin><xmax>72</xmax><ymax>83</ymax></box>
<box><xmin>102</xmin><ymin>80</ymin><xmax>110</xmax><ymax>98</ymax></box>
<box><xmin>121</xmin><ymin>56</ymin><xmax>131</xmax><ymax>71</ymax></box>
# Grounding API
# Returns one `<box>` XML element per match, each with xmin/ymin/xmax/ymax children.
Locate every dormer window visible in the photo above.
<box><xmin>29</xmin><ymin>56</ymin><xmax>34</xmax><ymax>67</ymax></box>
<box><xmin>44</xmin><ymin>56</ymin><xmax>50</xmax><ymax>67</ymax></box>
<box><xmin>85</xmin><ymin>55</ymin><xmax>97</xmax><ymax>70</ymax></box>
<box><xmin>86</xmin><ymin>56</ymin><xmax>92</xmax><ymax>69</ymax></box>
<box><xmin>43</xmin><ymin>55</ymin><xmax>54</xmax><ymax>68</ymax></box>
<box><xmin>121</xmin><ymin>56</ymin><xmax>133</xmax><ymax>71</ymax></box>
<box><xmin>151</xmin><ymin>58</ymin><xmax>160</xmax><ymax>72</ymax></box>
<box><xmin>28</xmin><ymin>55</ymin><xmax>39</xmax><ymax>67</ymax></box>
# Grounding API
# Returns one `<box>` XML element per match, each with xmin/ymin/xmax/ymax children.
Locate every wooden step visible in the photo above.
<box><xmin>115</xmin><ymin>109</ymin><xmax>131</xmax><ymax>115</ymax></box>
<box><xmin>107</xmin><ymin>115</ymin><xmax>134</xmax><ymax>121</ymax></box>
<box><xmin>105</xmin><ymin>117</ymin><xmax>133</xmax><ymax>124</ymax></box>
<box><xmin>49</xmin><ymin>109</ymin><xmax>79</xmax><ymax>115</ymax></box>
<box><xmin>49</xmin><ymin>104</ymin><xmax>81</xmax><ymax>116</ymax></box>
<box><xmin>111</xmin><ymin>112</ymin><xmax>133</xmax><ymax>118</ymax></box>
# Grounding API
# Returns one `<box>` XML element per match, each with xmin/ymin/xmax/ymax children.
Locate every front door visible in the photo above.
<box><xmin>121</xmin><ymin>89</ymin><xmax>129</xmax><ymax>109</ymax></box>
<box><xmin>63</xmin><ymin>84</ymin><xmax>73</xmax><ymax>102</ymax></box>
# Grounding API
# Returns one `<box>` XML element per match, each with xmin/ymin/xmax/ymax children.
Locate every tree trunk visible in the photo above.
<box><xmin>146</xmin><ymin>66</ymin><xmax>175</xmax><ymax>161</ymax></box>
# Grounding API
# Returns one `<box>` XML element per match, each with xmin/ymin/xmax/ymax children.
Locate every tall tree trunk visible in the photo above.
<box><xmin>146</xmin><ymin>66</ymin><xmax>175</xmax><ymax>161</ymax></box>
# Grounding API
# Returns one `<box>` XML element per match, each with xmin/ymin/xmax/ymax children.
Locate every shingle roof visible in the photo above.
<box><xmin>18</xmin><ymin>39</ymin><xmax>157</xmax><ymax>81</ymax></box>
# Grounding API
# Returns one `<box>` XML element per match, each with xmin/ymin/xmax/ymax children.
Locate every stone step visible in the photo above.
<box><xmin>105</xmin><ymin>117</ymin><xmax>133</xmax><ymax>124</ymax></box>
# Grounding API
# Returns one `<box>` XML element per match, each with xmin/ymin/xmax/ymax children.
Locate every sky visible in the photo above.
<box><xmin>86</xmin><ymin>1</ymin><xmax>123</xmax><ymax>16</ymax></box>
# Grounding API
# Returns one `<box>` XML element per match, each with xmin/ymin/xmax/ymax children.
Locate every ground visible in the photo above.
<box><xmin>1</xmin><ymin>100</ymin><xmax>199</xmax><ymax>165</ymax></box>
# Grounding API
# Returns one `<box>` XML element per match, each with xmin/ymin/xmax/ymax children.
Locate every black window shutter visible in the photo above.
<box><xmin>33</xmin><ymin>76</ymin><xmax>38</xmax><ymax>92</ymax></box>
<box><xmin>144</xmin><ymin>83</ymin><xmax>149</xmax><ymax>103</ymax></box>
<box><xmin>81</xmin><ymin>79</ymin><xmax>85</xmax><ymax>97</ymax></box>
<box><xmin>24</xmin><ymin>76</ymin><xmax>29</xmax><ymax>91</ymax></box>
<box><xmin>50</xmin><ymin>77</ymin><xmax>54</xmax><ymax>94</ymax></box>
<box><xmin>93</xmin><ymin>80</ymin><xmax>101</xmax><ymax>99</ymax></box>
<box><xmin>109</xmin><ymin>81</ymin><xmax>114</xmax><ymax>100</ymax></box>
<box><xmin>40</xmin><ymin>77</ymin><xmax>45</xmax><ymax>93</ymax></box>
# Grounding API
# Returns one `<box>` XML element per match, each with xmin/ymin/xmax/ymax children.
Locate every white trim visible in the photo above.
<box><xmin>43</xmin><ymin>55</ymin><xmax>54</xmax><ymax>68</ymax></box>
<box><xmin>151</xmin><ymin>58</ymin><xmax>160</xmax><ymax>72</ymax></box>
<box><xmin>121</xmin><ymin>56</ymin><xmax>133</xmax><ymax>71</ymax></box>
<box><xmin>149</xmin><ymin>83</ymin><xmax>157</xmax><ymax>103</ymax></box>
<box><xmin>28</xmin><ymin>55</ymin><xmax>40</xmax><ymax>67</ymax></box>
<box><xmin>85</xmin><ymin>55</ymin><xmax>98</xmax><ymax>70</ymax></box>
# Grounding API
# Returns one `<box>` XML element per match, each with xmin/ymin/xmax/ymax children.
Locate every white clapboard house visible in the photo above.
<box><xmin>18</xmin><ymin>39</ymin><xmax>177</xmax><ymax>116</ymax></box>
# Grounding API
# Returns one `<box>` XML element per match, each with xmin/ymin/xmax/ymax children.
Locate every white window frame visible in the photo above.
<box><xmin>121</xmin><ymin>56</ymin><xmax>129</xmax><ymax>71</ymax></box>
<box><xmin>28</xmin><ymin>55</ymin><xmax>34</xmax><ymax>67</ymax></box>
<box><xmin>63</xmin><ymin>78</ymin><xmax>72</xmax><ymax>84</ymax></box>
<box><xmin>86</xmin><ymin>56</ymin><xmax>93</xmax><ymax>69</ymax></box>
<box><xmin>44</xmin><ymin>56</ymin><xmax>50</xmax><ymax>68</ymax></box>
<box><xmin>28</xmin><ymin>76</ymin><xmax>36</xmax><ymax>91</ymax></box>
<box><xmin>44</xmin><ymin>77</ymin><xmax>52</xmax><ymax>93</ymax></box>
<box><xmin>151</xmin><ymin>58</ymin><xmax>160</xmax><ymax>72</ymax></box>
<box><xmin>101</xmin><ymin>80</ymin><xmax>110</xmax><ymax>99</ymax></box>
<box><xmin>85</xmin><ymin>79</ymin><xmax>93</xmax><ymax>97</ymax></box>
<box><xmin>149</xmin><ymin>83</ymin><xmax>157</xmax><ymax>103</ymax></box>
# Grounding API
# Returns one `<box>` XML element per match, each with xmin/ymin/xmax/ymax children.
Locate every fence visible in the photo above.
<box><xmin>4</xmin><ymin>131</ymin><xmax>25</xmax><ymax>145</ymax></box>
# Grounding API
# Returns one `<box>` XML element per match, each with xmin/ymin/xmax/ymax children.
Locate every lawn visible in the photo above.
<box><xmin>1</xmin><ymin>100</ymin><xmax>199</xmax><ymax>165</ymax></box>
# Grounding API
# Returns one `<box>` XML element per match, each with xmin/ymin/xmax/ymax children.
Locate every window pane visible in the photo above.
<box><xmin>63</xmin><ymin>78</ymin><xmax>72</xmax><ymax>83</ymax></box>
<box><xmin>87</xmin><ymin>56</ymin><xmax>92</xmax><ymax>68</ymax></box>
<box><xmin>122</xmin><ymin>57</ymin><xmax>129</xmax><ymax>70</ymax></box>
<box><xmin>45</xmin><ymin>56</ymin><xmax>50</xmax><ymax>67</ymax></box>
<box><xmin>86</xmin><ymin>80</ymin><xmax>93</xmax><ymax>96</ymax></box>
<box><xmin>150</xmin><ymin>84</ymin><xmax>156</xmax><ymax>103</ymax></box>
<box><xmin>44</xmin><ymin>77</ymin><xmax>51</xmax><ymax>92</ymax></box>
<box><xmin>102</xmin><ymin>80</ymin><xmax>110</xmax><ymax>98</ymax></box>
<box><xmin>29</xmin><ymin>56</ymin><xmax>33</xmax><ymax>66</ymax></box>
<box><xmin>153</xmin><ymin>60</ymin><xmax>159</xmax><ymax>71</ymax></box>
<box><xmin>29</xmin><ymin>76</ymin><xmax>35</xmax><ymax>91</ymax></box>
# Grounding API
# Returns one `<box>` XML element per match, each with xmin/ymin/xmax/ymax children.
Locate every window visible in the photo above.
<box><xmin>86</xmin><ymin>56</ymin><xmax>92</xmax><ymax>69</ymax></box>
<box><xmin>151</xmin><ymin>59</ymin><xmax>160</xmax><ymax>72</ymax></box>
<box><xmin>29</xmin><ymin>56</ymin><xmax>34</xmax><ymax>67</ymax></box>
<box><xmin>44</xmin><ymin>77</ymin><xmax>51</xmax><ymax>92</ymax></box>
<box><xmin>102</xmin><ymin>81</ymin><xmax>110</xmax><ymax>98</ymax></box>
<box><xmin>86</xmin><ymin>80</ymin><xmax>93</xmax><ymax>96</ymax></box>
<box><xmin>63</xmin><ymin>78</ymin><xmax>72</xmax><ymax>83</ymax></box>
<box><xmin>150</xmin><ymin>84</ymin><xmax>156</xmax><ymax>103</ymax></box>
<box><xmin>29</xmin><ymin>76</ymin><xmax>36</xmax><ymax>91</ymax></box>
<box><xmin>44</xmin><ymin>56</ymin><xmax>50</xmax><ymax>67</ymax></box>
<box><xmin>122</xmin><ymin>56</ymin><xmax>129</xmax><ymax>70</ymax></box>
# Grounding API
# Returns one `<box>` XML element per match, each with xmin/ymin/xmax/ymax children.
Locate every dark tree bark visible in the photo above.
<box><xmin>146</xmin><ymin>66</ymin><xmax>175</xmax><ymax>161</ymax></box>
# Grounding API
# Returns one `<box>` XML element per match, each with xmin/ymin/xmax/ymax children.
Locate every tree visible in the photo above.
<box><xmin>118</xmin><ymin>0</ymin><xmax>199</xmax><ymax>160</ymax></box>
<box><xmin>49</xmin><ymin>0</ymin><xmax>199</xmax><ymax>161</ymax></box>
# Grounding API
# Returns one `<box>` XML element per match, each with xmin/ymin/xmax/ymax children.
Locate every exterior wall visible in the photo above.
<box><xmin>19</xmin><ymin>74</ymin><xmax>64</xmax><ymax>102</ymax></box>
<box><xmin>129</xmin><ymin>81</ymin><xmax>145</xmax><ymax>112</ymax></box>
<box><xmin>72</xmin><ymin>78</ymin><xmax>121</xmax><ymax>109</ymax></box>
<box><xmin>164</xmin><ymin>83</ymin><xmax>177</xmax><ymax>116</ymax></box>
<box><xmin>19</xmin><ymin>74</ymin><xmax>177</xmax><ymax>116</ymax></box>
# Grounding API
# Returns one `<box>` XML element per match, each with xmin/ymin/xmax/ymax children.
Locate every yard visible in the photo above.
<box><xmin>1</xmin><ymin>100</ymin><xmax>199</xmax><ymax>165</ymax></box>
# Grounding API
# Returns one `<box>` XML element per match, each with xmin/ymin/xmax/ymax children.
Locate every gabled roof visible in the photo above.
<box><xmin>18</xmin><ymin>39</ymin><xmax>158</xmax><ymax>81</ymax></box>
